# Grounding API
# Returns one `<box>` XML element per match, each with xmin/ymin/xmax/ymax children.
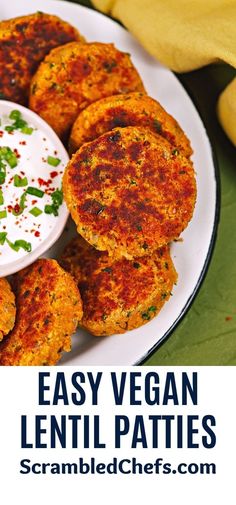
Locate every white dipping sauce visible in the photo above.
<box><xmin>0</xmin><ymin>101</ymin><xmax>69</xmax><ymax>276</ymax></box>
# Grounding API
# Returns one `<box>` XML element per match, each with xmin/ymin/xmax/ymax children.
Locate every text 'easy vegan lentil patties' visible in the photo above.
<box><xmin>60</xmin><ymin>236</ymin><xmax>177</xmax><ymax>336</ymax></box>
<box><xmin>63</xmin><ymin>127</ymin><xmax>197</xmax><ymax>259</ymax></box>
<box><xmin>0</xmin><ymin>259</ymin><xmax>83</xmax><ymax>366</ymax></box>
<box><xmin>29</xmin><ymin>42</ymin><xmax>145</xmax><ymax>139</ymax></box>
<box><xmin>69</xmin><ymin>92</ymin><xmax>192</xmax><ymax>158</ymax></box>
<box><xmin>0</xmin><ymin>12</ymin><xmax>84</xmax><ymax>105</ymax></box>
<box><xmin>0</xmin><ymin>278</ymin><xmax>16</xmax><ymax>342</ymax></box>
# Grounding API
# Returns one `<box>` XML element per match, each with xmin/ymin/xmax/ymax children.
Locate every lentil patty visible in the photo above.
<box><xmin>69</xmin><ymin>92</ymin><xmax>192</xmax><ymax>158</ymax></box>
<box><xmin>0</xmin><ymin>259</ymin><xmax>83</xmax><ymax>365</ymax></box>
<box><xmin>0</xmin><ymin>12</ymin><xmax>83</xmax><ymax>105</ymax></box>
<box><xmin>29</xmin><ymin>42</ymin><xmax>145</xmax><ymax>139</ymax></box>
<box><xmin>60</xmin><ymin>236</ymin><xmax>177</xmax><ymax>336</ymax></box>
<box><xmin>0</xmin><ymin>278</ymin><xmax>16</xmax><ymax>342</ymax></box>
<box><xmin>63</xmin><ymin>126</ymin><xmax>196</xmax><ymax>259</ymax></box>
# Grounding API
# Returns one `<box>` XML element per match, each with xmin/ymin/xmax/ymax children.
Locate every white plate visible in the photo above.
<box><xmin>0</xmin><ymin>0</ymin><xmax>219</xmax><ymax>365</ymax></box>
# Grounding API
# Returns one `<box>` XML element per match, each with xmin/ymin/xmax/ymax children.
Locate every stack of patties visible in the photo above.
<box><xmin>0</xmin><ymin>11</ymin><xmax>197</xmax><ymax>343</ymax></box>
<box><xmin>25</xmin><ymin>17</ymin><xmax>196</xmax><ymax>337</ymax></box>
<box><xmin>61</xmin><ymin>121</ymin><xmax>196</xmax><ymax>336</ymax></box>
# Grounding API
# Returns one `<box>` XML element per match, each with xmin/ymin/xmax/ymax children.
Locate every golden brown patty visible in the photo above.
<box><xmin>0</xmin><ymin>278</ymin><xmax>16</xmax><ymax>342</ymax></box>
<box><xmin>29</xmin><ymin>42</ymin><xmax>145</xmax><ymax>139</ymax></box>
<box><xmin>0</xmin><ymin>259</ymin><xmax>83</xmax><ymax>366</ymax></box>
<box><xmin>60</xmin><ymin>236</ymin><xmax>177</xmax><ymax>336</ymax></box>
<box><xmin>0</xmin><ymin>12</ymin><xmax>83</xmax><ymax>104</ymax></box>
<box><xmin>63</xmin><ymin>126</ymin><xmax>196</xmax><ymax>259</ymax></box>
<box><xmin>69</xmin><ymin>92</ymin><xmax>192</xmax><ymax>158</ymax></box>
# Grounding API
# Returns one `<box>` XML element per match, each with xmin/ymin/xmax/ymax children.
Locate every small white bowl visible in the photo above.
<box><xmin>0</xmin><ymin>100</ymin><xmax>69</xmax><ymax>277</ymax></box>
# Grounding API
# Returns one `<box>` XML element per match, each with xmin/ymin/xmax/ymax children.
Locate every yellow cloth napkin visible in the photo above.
<box><xmin>92</xmin><ymin>0</ymin><xmax>236</xmax><ymax>146</ymax></box>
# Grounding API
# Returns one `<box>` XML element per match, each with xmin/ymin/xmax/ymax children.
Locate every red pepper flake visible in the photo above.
<box><xmin>19</xmin><ymin>140</ymin><xmax>26</xmax><ymax>145</ymax></box>
<box><xmin>38</xmin><ymin>177</ymin><xmax>47</xmax><ymax>186</ymax></box>
<box><xmin>13</xmin><ymin>203</ymin><xmax>20</xmax><ymax>214</ymax></box>
<box><xmin>32</xmin><ymin>200</ymin><xmax>37</xmax><ymax>205</ymax></box>
<box><xmin>7</xmin><ymin>205</ymin><xmax>13</xmax><ymax>212</ymax></box>
<box><xmin>13</xmin><ymin>148</ymin><xmax>20</xmax><ymax>158</ymax></box>
<box><xmin>38</xmin><ymin>177</ymin><xmax>45</xmax><ymax>186</ymax></box>
<box><xmin>45</xmin><ymin>187</ymin><xmax>55</xmax><ymax>195</ymax></box>
<box><xmin>20</xmin><ymin>171</ymin><xmax>25</xmax><ymax>176</ymax></box>
<box><xmin>0</xmin><ymin>131</ymin><xmax>4</xmax><ymax>138</ymax></box>
<box><xmin>54</xmin><ymin>150</ymin><xmax>58</xmax><ymax>155</ymax></box>
<box><xmin>35</xmin><ymin>231</ymin><xmax>40</xmax><ymax>237</ymax></box>
<box><xmin>225</xmin><ymin>316</ymin><xmax>233</xmax><ymax>321</ymax></box>
<box><xmin>38</xmin><ymin>177</ymin><xmax>52</xmax><ymax>187</ymax></box>
<box><xmin>50</xmin><ymin>171</ymin><xmax>58</xmax><ymax>178</ymax></box>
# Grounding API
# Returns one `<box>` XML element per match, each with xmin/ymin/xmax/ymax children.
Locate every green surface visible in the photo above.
<box><xmin>73</xmin><ymin>1</ymin><xmax>236</xmax><ymax>364</ymax></box>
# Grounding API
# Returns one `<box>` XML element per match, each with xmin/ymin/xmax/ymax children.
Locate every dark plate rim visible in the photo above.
<box><xmin>136</xmin><ymin>95</ymin><xmax>221</xmax><ymax>365</ymax></box>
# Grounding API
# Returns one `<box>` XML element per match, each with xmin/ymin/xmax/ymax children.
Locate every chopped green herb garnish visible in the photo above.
<box><xmin>44</xmin><ymin>204</ymin><xmax>59</xmax><ymax>216</ymax></box>
<box><xmin>51</xmin><ymin>188</ymin><xmax>63</xmax><ymax>206</ymax></box>
<box><xmin>6</xmin><ymin>110</ymin><xmax>34</xmax><ymax>135</ymax></box>
<box><xmin>141</xmin><ymin>305</ymin><xmax>157</xmax><ymax>320</ymax></box>
<box><xmin>31</xmin><ymin>83</ymin><xmax>37</xmax><ymax>95</ymax></box>
<box><xmin>161</xmin><ymin>292</ymin><xmax>168</xmax><ymax>300</ymax></box>
<box><xmin>172</xmin><ymin>149</ymin><xmax>179</xmax><ymax>156</ymax></box>
<box><xmin>44</xmin><ymin>187</ymin><xmax>63</xmax><ymax>217</ymax></box>
<box><xmin>21</xmin><ymin>126</ymin><xmax>33</xmax><ymax>135</ymax></box>
<box><xmin>9</xmin><ymin>110</ymin><xmax>21</xmax><ymax>121</ymax></box>
<box><xmin>148</xmin><ymin>306</ymin><xmax>157</xmax><ymax>312</ymax></box>
<box><xmin>0</xmin><ymin>146</ymin><xmax>18</xmax><ymax>168</ymax></box>
<box><xmin>14</xmin><ymin>174</ymin><xmax>28</xmax><ymax>187</ymax></box>
<box><xmin>0</xmin><ymin>162</ymin><xmax>6</xmax><ymax>184</ymax></box>
<box><xmin>0</xmin><ymin>209</ymin><xmax>7</xmax><ymax>219</ymax></box>
<box><xmin>7</xmin><ymin>155</ymin><xmax>17</xmax><ymax>169</ymax></box>
<box><xmin>26</xmin><ymin>186</ymin><xmax>44</xmax><ymax>198</ymax></box>
<box><xmin>103</xmin><ymin>61</ymin><xmax>117</xmax><ymax>72</ymax></box>
<box><xmin>29</xmin><ymin>207</ymin><xmax>42</xmax><ymax>217</ymax></box>
<box><xmin>0</xmin><ymin>188</ymin><xmax>4</xmax><ymax>205</ymax></box>
<box><xmin>47</xmin><ymin>155</ymin><xmax>61</xmax><ymax>167</ymax></box>
<box><xmin>0</xmin><ymin>232</ymin><xmax>7</xmax><ymax>245</ymax></box>
<box><xmin>6</xmin><ymin>238</ymin><xmax>32</xmax><ymax>253</ymax></box>
<box><xmin>5</xmin><ymin>125</ymin><xmax>14</xmax><ymax>133</ymax></box>
<box><xmin>153</xmin><ymin>119</ymin><xmax>162</xmax><ymax>133</ymax></box>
